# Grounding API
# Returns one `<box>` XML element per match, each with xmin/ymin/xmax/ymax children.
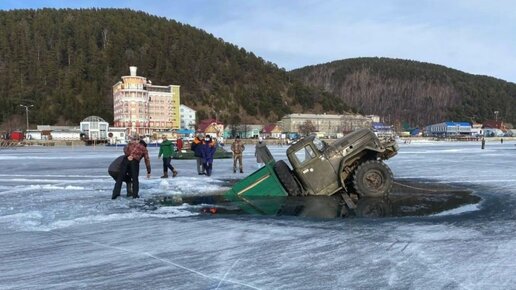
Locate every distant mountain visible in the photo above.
<box><xmin>290</xmin><ymin>57</ymin><xmax>516</xmax><ymax>127</ymax></box>
<box><xmin>1</xmin><ymin>9</ymin><xmax>513</xmax><ymax>131</ymax></box>
<box><xmin>0</xmin><ymin>8</ymin><xmax>350</xmax><ymax>129</ymax></box>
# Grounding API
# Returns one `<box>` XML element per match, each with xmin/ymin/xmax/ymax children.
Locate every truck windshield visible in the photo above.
<box><xmin>312</xmin><ymin>137</ymin><xmax>325</xmax><ymax>152</ymax></box>
<box><xmin>294</xmin><ymin>145</ymin><xmax>316</xmax><ymax>164</ymax></box>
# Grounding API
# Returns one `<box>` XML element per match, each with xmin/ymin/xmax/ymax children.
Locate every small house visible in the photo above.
<box><xmin>261</xmin><ymin>124</ymin><xmax>283</xmax><ymax>139</ymax></box>
<box><xmin>198</xmin><ymin>119</ymin><xmax>224</xmax><ymax>138</ymax></box>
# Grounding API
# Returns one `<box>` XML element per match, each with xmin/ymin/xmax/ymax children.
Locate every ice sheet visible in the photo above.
<box><xmin>0</xmin><ymin>141</ymin><xmax>515</xmax><ymax>289</ymax></box>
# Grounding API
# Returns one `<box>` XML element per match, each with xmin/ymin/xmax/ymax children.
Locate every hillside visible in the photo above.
<box><xmin>290</xmin><ymin>58</ymin><xmax>516</xmax><ymax>127</ymax></box>
<box><xmin>0</xmin><ymin>8</ymin><xmax>350</xmax><ymax>130</ymax></box>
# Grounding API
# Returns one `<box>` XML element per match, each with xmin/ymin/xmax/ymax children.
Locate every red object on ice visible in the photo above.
<box><xmin>10</xmin><ymin>131</ymin><xmax>24</xmax><ymax>141</ymax></box>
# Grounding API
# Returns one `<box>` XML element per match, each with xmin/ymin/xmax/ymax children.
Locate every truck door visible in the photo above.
<box><xmin>291</xmin><ymin>144</ymin><xmax>339</xmax><ymax>195</ymax></box>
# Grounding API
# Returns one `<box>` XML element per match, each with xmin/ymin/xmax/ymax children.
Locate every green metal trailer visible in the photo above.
<box><xmin>224</xmin><ymin>161</ymin><xmax>288</xmax><ymax>199</ymax></box>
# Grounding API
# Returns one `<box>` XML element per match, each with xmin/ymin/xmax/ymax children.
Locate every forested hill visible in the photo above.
<box><xmin>0</xmin><ymin>8</ymin><xmax>349</xmax><ymax>128</ymax></box>
<box><xmin>290</xmin><ymin>58</ymin><xmax>516</xmax><ymax>127</ymax></box>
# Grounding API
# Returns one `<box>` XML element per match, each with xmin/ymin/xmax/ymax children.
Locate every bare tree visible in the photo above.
<box><xmin>227</xmin><ymin>115</ymin><xmax>241</xmax><ymax>138</ymax></box>
<box><xmin>298</xmin><ymin>120</ymin><xmax>316</xmax><ymax>136</ymax></box>
<box><xmin>1</xmin><ymin>114</ymin><xmax>25</xmax><ymax>132</ymax></box>
<box><xmin>240</xmin><ymin>123</ymin><xmax>250</xmax><ymax>138</ymax></box>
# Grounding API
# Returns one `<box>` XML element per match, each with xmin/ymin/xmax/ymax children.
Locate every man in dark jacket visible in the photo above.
<box><xmin>191</xmin><ymin>135</ymin><xmax>205</xmax><ymax>175</ymax></box>
<box><xmin>108</xmin><ymin>155</ymin><xmax>133</xmax><ymax>197</ymax></box>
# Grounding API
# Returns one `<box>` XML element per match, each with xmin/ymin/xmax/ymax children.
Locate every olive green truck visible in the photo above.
<box><xmin>224</xmin><ymin>128</ymin><xmax>399</xmax><ymax>209</ymax></box>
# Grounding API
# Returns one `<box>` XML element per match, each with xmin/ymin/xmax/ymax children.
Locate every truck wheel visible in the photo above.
<box><xmin>352</xmin><ymin>160</ymin><xmax>393</xmax><ymax>198</ymax></box>
<box><xmin>274</xmin><ymin>160</ymin><xmax>302</xmax><ymax>196</ymax></box>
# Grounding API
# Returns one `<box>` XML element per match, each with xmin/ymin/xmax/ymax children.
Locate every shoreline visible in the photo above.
<box><xmin>1</xmin><ymin>136</ymin><xmax>514</xmax><ymax>148</ymax></box>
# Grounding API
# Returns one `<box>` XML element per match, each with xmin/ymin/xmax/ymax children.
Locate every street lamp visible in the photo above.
<box><xmin>494</xmin><ymin>111</ymin><xmax>499</xmax><ymax>122</ymax></box>
<box><xmin>19</xmin><ymin>104</ymin><xmax>34</xmax><ymax>131</ymax></box>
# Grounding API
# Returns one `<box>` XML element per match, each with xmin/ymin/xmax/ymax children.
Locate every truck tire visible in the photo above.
<box><xmin>352</xmin><ymin>160</ymin><xmax>393</xmax><ymax>198</ymax></box>
<box><xmin>274</xmin><ymin>160</ymin><xmax>302</xmax><ymax>196</ymax></box>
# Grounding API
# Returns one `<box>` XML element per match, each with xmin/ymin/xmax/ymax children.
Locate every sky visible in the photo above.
<box><xmin>1</xmin><ymin>0</ymin><xmax>515</xmax><ymax>83</ymax></box>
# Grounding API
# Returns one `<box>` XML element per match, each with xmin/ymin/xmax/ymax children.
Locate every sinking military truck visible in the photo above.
<box><xmin>224</xmin><ymin>129</ymin><xmax>398</xmax><ymax>208</ymax></box>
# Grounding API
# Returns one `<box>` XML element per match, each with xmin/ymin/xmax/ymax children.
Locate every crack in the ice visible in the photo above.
<box><xmin>50</xmin><ymin>231</ymin><xmax>260</xmax><ymax>289</ymax></box>
<box><xmin>216</xmin><ymin>258</ymin><xmax>241</xmax><ymax>289</ymax></box>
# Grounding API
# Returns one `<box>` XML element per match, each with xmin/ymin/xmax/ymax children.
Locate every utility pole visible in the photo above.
<box><xmin>19</xmin><ymin>104</ymin><xmax>33</xmax><ymax>132</ymax></box>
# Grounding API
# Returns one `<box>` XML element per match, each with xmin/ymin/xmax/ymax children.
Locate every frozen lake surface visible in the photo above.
<box><xmin>0</xmin><ymin>141</ymin><xmax>515</xmax><ymax>289</ymax></box>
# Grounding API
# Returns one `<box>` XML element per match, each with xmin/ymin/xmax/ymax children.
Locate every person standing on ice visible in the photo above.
<box><xmin>191</xmin><ymin>135</ymin><xmax>205</xmax><ymax>175</ymax></box>
<box><xmin>231</xmin><ymin>135</ymin><xmax>245</xmax><ymax>173</ymax></box>
<box><xmin>201</xmin><ymin>135</ymin><xmax>217</xmax><ymax>176</ymax></box>
<box><xmin>112</xmin><ymin>135</ymin><xmax>151</xmax><ymax>199</ymax></box>
<box><xmin>108</xmin><ymin>155</ymin><xmax>133</xmax><ymax>197</ymax></box>
<box><xmin>158</xmin><ymin>134</ymin><xmax>178</xmax><ymax>178</ymax></box>
<box><xmin>176</xmin><ymin>137</ymin><xmax>183</xmax><ymax>152</ymax></box>
<box><xmin>255</xmin><ymin>137</ymin><xmax>267</xmax><ymax>168</ymax></box>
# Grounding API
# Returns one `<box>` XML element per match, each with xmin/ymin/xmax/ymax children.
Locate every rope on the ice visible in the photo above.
<box><xmin>393</xmin><ymin>181</ymin><xmax>452</xmax><ymax>192</ymax></box>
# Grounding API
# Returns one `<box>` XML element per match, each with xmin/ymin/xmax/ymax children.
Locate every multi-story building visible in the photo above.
<box><xmin>112</xmin><ymin>66</ymin><xmax>181</xmax><ymax>136</ymax></box>
<box><xmin>279</xmin><ymin>113</ymin><xmax>374</xmax><ymax>136</ymax></box>
<box><xmin>424</xmin><ymin>121</ymin><xmax>472</xmax><ymax>137</ymax></box>
<box><xmin>180</xmin><ymin>104</ymin><xmax>196</xmax><ymax>130</ymax></box>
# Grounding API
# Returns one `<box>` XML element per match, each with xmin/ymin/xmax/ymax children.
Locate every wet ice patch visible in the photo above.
<box><xmin>432</xmin><ymin>203</ymin><xmax>481</xmax><ymax>216</ymax></box>
<box><xmin>153</xmin><ymin>205</ymin><xmax>200</xmax><ymax>216</ymax></box>
<box><xmin>0</xmin><ymin>206</ymin><xmax>199</xmax><ymax>232</ymax></box>
<box><xmin>0</xmin><ymin>184</ymin><xmax>85</xmax><ymax>196</ymax></box>
<box><xmin>0</xmin><ymin>211</ymin><xmax>44</xmax><ymax>230</ymax></box>
<box><xmin>171</xmin><ymin>177</ymin><xmax>228</xmax><ymax>195</ymax></box>
<box><xmin>395</xmin><ymin>224</ymin><xmax>481</xmax><ymax>241</ymax></box>
<box><xmin>159</xmin><ymin>179</ymin><xmax>169</xmax><ymax>190</ymax></box>
<box><xmin>32</xmin><ymin>184</ymin><xmax>85</xmax><ymax>190</ymax></box>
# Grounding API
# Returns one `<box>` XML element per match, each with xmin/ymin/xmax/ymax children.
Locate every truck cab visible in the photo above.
<box><xmin>287</xmin><ymin>136</ymin><xmax>340</xmax><ymax>196</ymax></box>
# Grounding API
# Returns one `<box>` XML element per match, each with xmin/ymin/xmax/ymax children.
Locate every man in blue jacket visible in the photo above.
<box><xmin>201</xmin><ymin>135</ymin><xmax>217</xmax><ymax>176</ymax></box>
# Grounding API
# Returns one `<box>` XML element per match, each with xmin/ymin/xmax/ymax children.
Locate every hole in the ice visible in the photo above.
<box><xmin>149</xmin><ymin>180</ymin><xmax>482</xmax><ymax>219</ymax></box>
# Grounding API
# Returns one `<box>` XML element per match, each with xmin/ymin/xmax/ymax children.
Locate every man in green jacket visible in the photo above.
<box><xmin>158</xmin><ymin>134</ymin><xmax>178</xmax><ymax>178</ymax></box>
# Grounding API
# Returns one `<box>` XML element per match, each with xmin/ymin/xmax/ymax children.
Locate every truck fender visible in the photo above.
<box><xmin>337</xmin><ymin>149</ymin><xmax>379</xmax><ymax>190</ymax></box>
<box><xmin>338</xmin><ymin>159</ymin><xmax>347</xmax><ymax>191</ymax></box>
